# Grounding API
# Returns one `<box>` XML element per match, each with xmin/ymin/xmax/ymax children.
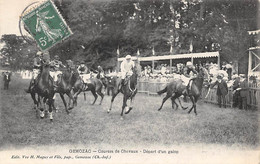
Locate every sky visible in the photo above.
<box><xmin>0</xmin><ymin>0</ymin><xmax>38</xmax><ymax>37</ymax></box>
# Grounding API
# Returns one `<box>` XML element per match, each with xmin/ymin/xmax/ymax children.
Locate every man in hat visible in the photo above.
<box><xmin>25</xmin><ymin>51</ymin><xmax>43</xmax><ymax>93</ymax></box>
<box><xmin>120</xmin><ymin>55</ymin><xmax>135</xmax><ymax>88</ymax></box>
<box><xmin>232</xmin><ymin>74</ymin><xmax>240</xmax><ymax>108</ymax></box>
<box><xmin>238</xmin><ymin>74</ymin><xmax>249</xmax><ymax>110</ymax></box>
<box><xmin>210</xmin><ymin>73</ymin><xmax>229</xmax><ymax>108</ymax></box>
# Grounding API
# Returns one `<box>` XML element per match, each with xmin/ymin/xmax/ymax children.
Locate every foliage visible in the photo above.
<box><xmin>0</xmin><ymin>0</ymin><xmax>258</xmax><ymax>73</ymax></box>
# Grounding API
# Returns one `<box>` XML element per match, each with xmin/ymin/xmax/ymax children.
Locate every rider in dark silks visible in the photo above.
<box><xmin>181</xmin><ymin>61</ymin><xmax>198</xmax><ymax>95</ymax></box>
<box><xmin>77</xmin><ymin>61</ymin><xmax>89</xmax><ymax>74</ymax></box>
<box><xmin>25</xmin><ymin>51</ymin><xmax>43</xmax><ymax>93</ymax></box>
<box><xmin>26</xmin><ymin>51</ymin><xmax>52</xmax><ymax>93</ymax></box>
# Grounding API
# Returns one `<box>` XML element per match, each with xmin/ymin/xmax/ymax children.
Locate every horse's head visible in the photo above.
<box><xmin>130</xmin><ymin>66</ymin><xmax>138</xmax><ymax>86</ymax></box>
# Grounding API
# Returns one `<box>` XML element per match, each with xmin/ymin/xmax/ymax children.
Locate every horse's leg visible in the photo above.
<box><xmin>171</xmin><ymin>97</ymin><xmax>178</xmax><ymax>110</ymax></box>
<box><xmin>73</xmin><ymin>89</ymin><xmax>82</xmax><ymax>107</ymax></box>
<box><xmin>121</xmin><ymin>95</ymin><xmax>127</xmax><ymax>119</ymax></box>
<box><xmin>108</xmin><ymin>89</ymin><xmax>119</xmax><ymax>113</ymax></box>
<box><xmin>177</xmin><ymin>95</ymin><xmax>188</xmax><ymax>110</ymax></box>
<box><xmin>48</xmin><ymin>97</ymin><xmax>54</xmax><ymax>122</ymax></box>
<box><xmin>90</xmin><ymin>88</ymin><xmax>98</xmax><ymax>105</ymax></box>
<box><xmin>60</xmin><ymin>93</ymin><xmax>68</xmax><ymax>113</ymax></box>
<box><xmin>30</xmin><ymin>92</ymin><xmax>38</xmax><ymax>110</ymax></box>
<box><xmin>96</xmin><ymin>86</ymin><xmax>104</xmax><ymax>105</ymax></box>
<box><xmin>52</xmin><ymin>93</ymin><xmax>58</xmax><ymax>112</ymax></box>
<box><xmin>188</xmin><ymin>96</ymin><xmax>195</xmax><ymax>114</ymax></box>
<box><xmin>125</xmin><ymin>97</ymin><xmax>134</xmax><ymax>114</ymax></box>
<box><xmin>158</xmin><ymin>93</ymin><xmax>172</xmax><ymax>111</ymax></box>
<box><xmin>38</xmin><ymin>96</ymin><xmax>45</xmax><ymax>119</ymax></box>
<box><xmin>84</xmin><ymin>92</ymin><xmax>86</xmax><ymax>101</ymax></box>
<box><xmin>67</xmin><ymin>91</ymin><xmax>75</xmax><ymax>111</ymax></box>
<box><xmin>193</xmin><ymin>96</ymin><xmax>199</xmax><ymax>115</ymax></box>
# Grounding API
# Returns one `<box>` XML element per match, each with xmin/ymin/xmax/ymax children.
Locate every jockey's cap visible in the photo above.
<box><xmin>54</xmin><ymin>55</ymin><xmax>59</xmax><ymax>59</ymax></box>
<box><xmin>126</xmin><ymin>55</ymin><xmax>132</xmax><ymax>60</ymax></box>
<box><xmin>36</xmin><ymin>51</ymin><xmax>42</xmax><ymax>56</ymax></box>
<box><xmin>80</xmin><ymin>61</ymin><xmax>85</xmax><ymax>64</ymax></box>
<box><xmin>186</xmin><ymin>61</ymin><xmax>192</xmax><ymax>66</ymax></box>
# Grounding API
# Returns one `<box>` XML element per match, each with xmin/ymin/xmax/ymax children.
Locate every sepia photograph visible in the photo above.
<box><xmin>0</xmin><ymin>0</ymin><xmax>259</xmax><ymax>163</ymax></box>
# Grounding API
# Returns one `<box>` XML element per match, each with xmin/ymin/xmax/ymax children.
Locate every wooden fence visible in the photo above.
<box><xmin>137</xmin><ymin>80</ymin><xmax>259</xmax><ymax>109</ymax></box>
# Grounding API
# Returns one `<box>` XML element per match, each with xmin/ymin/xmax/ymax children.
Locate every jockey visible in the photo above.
<box><xmin>96</xmin><ymin>65</ymin><xmax>104</xmax><ymax>79</ymax></box>
<box><xmin>25</xmin><ymin>51</ymin><xmax>43</xmax><ymax>93</ymax></box>
<box><xmin>120</xmin><ymin>55</ymin><xmax>135</xmax><ymax>87</ymax></box>
<box><xmin>77</xmin><ymin>61</ymin><xmax>89</xmax><ymax>74</ymax></box>
<box><xmin>77</xmin><ymin>61</ymin><xmax>90</xmax><ymax>83</ymax></box>
<box><xmin>50</xmin><ymin>55</ymin><xmax>64</xmax><ymax>82</ymax></box>
<box><xmin>181</xmin><ymin>61</ymin><xmax>198</xmax><ymax>94</ymax></box>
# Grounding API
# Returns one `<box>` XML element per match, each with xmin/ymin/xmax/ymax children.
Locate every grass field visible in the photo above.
<box><xmin>0</xmin><ymin>73</ymin><xmax>259</xmax><ymax>150</ymax></box>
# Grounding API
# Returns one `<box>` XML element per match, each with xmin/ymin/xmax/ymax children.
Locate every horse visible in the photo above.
<box><xmin>30</xmin><ymin>63</ymin><xmax>55</xmax><ymax>121</ymax></box>
<box><xmin>82</xmin><ymin>77</ymin><xmax>105</xmax><ymax>105</ymax></box>
<box><xmin>55</xmin><ymin>69</ymin><xmax>79</xmax><ymax>113</ymax></box>
<box><xmin>2</xmin><ymin>71</ymin><xmax>12</xmax><ymax>90</ymax></box>
<box><xmin>157</xmin><ymin>67</ymin><xmax>209</xmax><ymax>115</ymax></box>
<box><xmin>107</xmin><ymin>67</ymin><xmax>138</xmax><ymax>119</ymax></box>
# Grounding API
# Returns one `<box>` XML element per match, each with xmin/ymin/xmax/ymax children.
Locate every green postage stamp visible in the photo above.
<box><xmin>22</xmin><ymin>0</ymin><xmax>72</xmax><ymax>51</ymax></box>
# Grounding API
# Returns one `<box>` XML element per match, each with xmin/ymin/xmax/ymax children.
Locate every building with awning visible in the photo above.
<box><xmin>248</xmin><ymin>29</ymin><xmax>260</xmax><ymax>77</ymax></box>
<box><xmin>118</xmin><ymin>51</ymin><xmax>220</xmax><ymax>72</ymax></box>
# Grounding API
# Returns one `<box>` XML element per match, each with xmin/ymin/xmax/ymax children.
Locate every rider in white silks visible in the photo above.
<box><xmin>180</xmin><ymin>61</ymin><xmax>198</xmax><ymax>94</ymax></box>
<box><xmin>77</xmin><ymin>61</ymin><xmax>90</xmax><ymax>83</ymax></box>
<box><xmin>49</xmin><ymin>55</ymin><xmax>64</xmax><ymax>83</ymax></box>
<box><xmin>120</xmin><ymin>55</ymin><xmax>135</xmax><ymax>88</ymax></box>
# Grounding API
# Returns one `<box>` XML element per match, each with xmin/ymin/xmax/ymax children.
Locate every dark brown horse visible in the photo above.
<box><xmin>157</xmin><ymin>67</ymin><xmax>209</xmax><ymax>115</ymax></box>
<box><xmin>2</xmin><ymin>71</ymin><xmax>12</xmax><ymax>90</ymax></box>
<box><xmin>56</xmin><ymin>69</ymin><xmax>78</xmax><ymax>113</ymax></box>
<box><xmin>83</xmin><ymin>77</ymin><xmax>105</xmax><ymax>105</ymax></box>
<box><xmin>107</xmin><ymin>67</ymin><xmax>138</xmax><ymax>119</ymax></box>
<box><xmin>30</xmin><ymin>63</ymin><xmax>55</xmax><ymax>121</ymax></box>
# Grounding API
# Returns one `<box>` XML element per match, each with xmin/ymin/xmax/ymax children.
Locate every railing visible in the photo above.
<box><xmin>137</xmin><ymin>80</ymin><xmax>259</xmax><ymax>109</ymax></box>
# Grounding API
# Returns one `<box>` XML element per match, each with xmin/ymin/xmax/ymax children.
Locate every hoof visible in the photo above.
<box><xmin>50</xmin><ymin>119</ymin><xmax>53</xmax><ymax>122</ymax></box>
<box><xmin>158</xmin><ymin>109</ymin><xmax>161</xmax><ymax>111</ymax></box>
<box><xmin>183</xmin><ymin>107</ymin><xmax>188</xmax><ymax>110</ymax></box>
<box><xmin>125</xmin><ymin>107</ymin><xmax>132</xmax><ymax>114</ymax></box>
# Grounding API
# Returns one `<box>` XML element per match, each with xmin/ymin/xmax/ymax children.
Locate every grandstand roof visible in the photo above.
<box><xmin>118</xmin><ymin>51</ymin><xmax>219</xmax><ymax>62</ymax></box>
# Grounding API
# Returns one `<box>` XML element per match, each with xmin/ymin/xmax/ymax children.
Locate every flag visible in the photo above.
<box><xmin>189</xmin><ymin>41</ymin><xmax>193</xmax><ymax>53</ymax></box>
<box><xmin>137</xmin><ymin>49</ymin><xmax>140</xmax><ymax>56</ymax></box>
<box><xmin>152</xmin><ymin>46</ymin><xmax>155</xmax><ymax>56</ymax></box>
<box><xmin>116</xmin><ymin>46</ymin><xmax>120</xmax><ymax>56</ymax></box>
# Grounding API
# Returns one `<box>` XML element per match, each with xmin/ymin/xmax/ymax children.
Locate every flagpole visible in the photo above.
<box><xmin>152</xmin><ymin>46</ymin><xmax>155</xmax><ymax>73</ymax></box>
<box><xmin>117</xmin><ymin>46</ymin><xmax>120</xmax><ymax>72</ymax></box>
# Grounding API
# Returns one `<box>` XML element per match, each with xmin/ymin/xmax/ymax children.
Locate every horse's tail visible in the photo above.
<box><xmin>157</xmin><ymin>86</ymin><xmax>167</xmax><ymax>95</ymax></box>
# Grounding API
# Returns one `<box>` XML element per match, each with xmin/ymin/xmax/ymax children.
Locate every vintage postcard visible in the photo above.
<box><xmin>0</xmin><ymin>0</ymin><xmax>259</xmax><ymax>163</ymax></box>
